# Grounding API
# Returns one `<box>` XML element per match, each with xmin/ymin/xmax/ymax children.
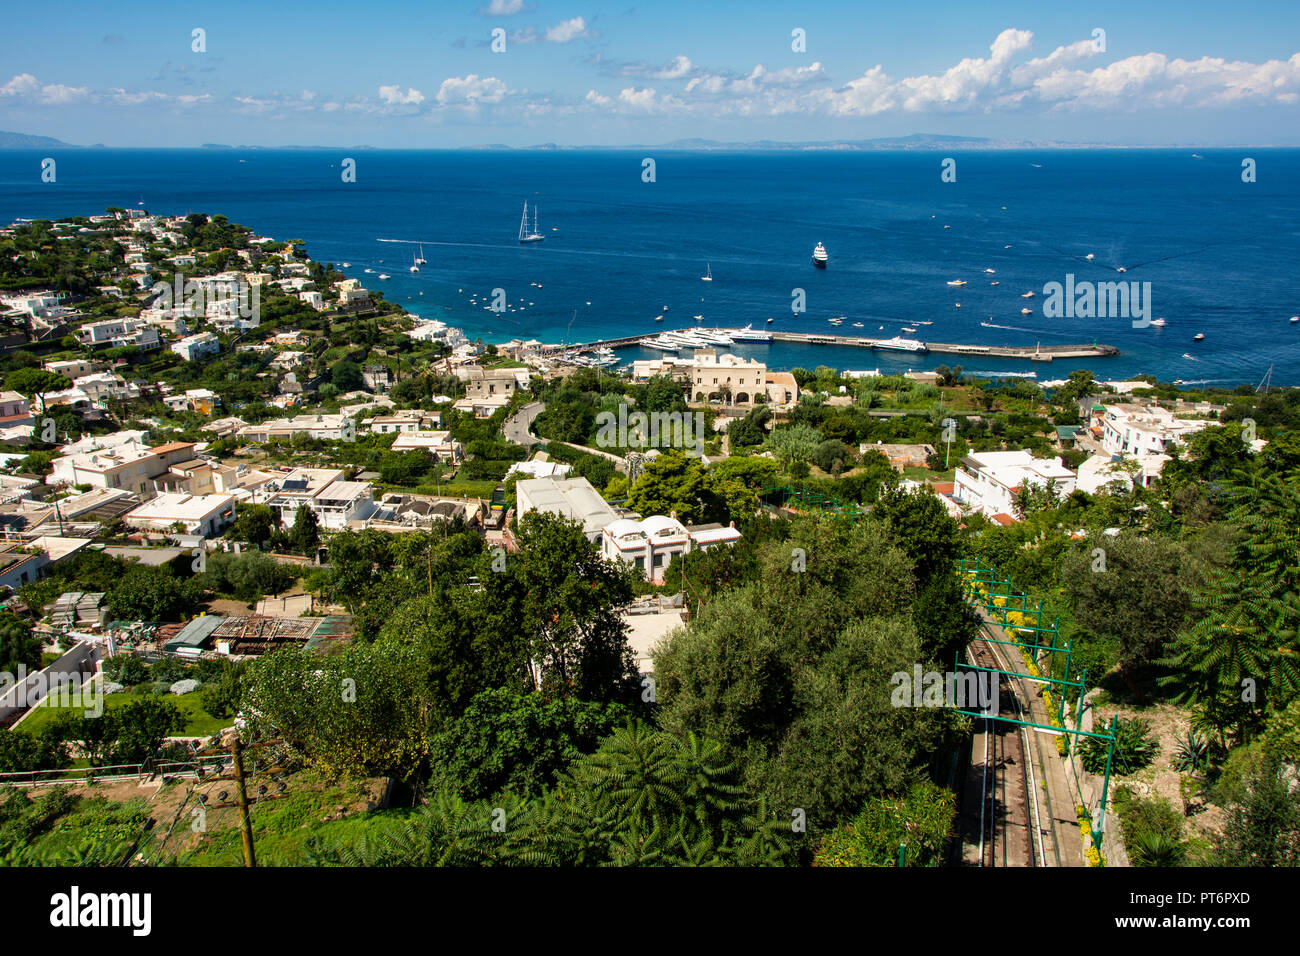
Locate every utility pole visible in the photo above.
<box><xmin>231</xmin><ymin>736</ymin><xmax>257</xmax><ymax>867</ymax></box>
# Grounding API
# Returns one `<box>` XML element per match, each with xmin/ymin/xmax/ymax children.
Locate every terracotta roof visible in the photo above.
<box><xmin>991</xmin><ymin>513</ymin><xmax>1016</xmax><ymax>526</ymax></box>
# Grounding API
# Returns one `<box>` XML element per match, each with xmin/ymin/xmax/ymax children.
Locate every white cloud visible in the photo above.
<box><xmin>436</xmin><ymin>74</ymin><xmax>508</xmax><ymax>106</ymax></box>
<box><xmin>546</xmin><ymin>17</ymin><xmax>589</xmax><ymax>43</ymax></box>
<box><xmin>584</xmin><ymin>89</ymin><xmax>612</xmax><ymax>107</ymax></box>
<box><xmin>378</xmin><ymin>85</ymin><xmax>425</xmax><ymax>106</ymax></box>
<box><xmin>485</xmin><ymin>0</ymin><xmax>525</xmax><ymax>14</ymax></box>
<box><xmin>0</xmin><ymin>73</ymin><xmax>87</xmax><ymax>104</ymax></box>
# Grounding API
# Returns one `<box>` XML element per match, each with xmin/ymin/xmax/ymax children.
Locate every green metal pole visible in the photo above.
<box><xmin>898</xmin><ymin>843</ymin><xmax>906</xmax><ymax>867</ymax></box>
<box><xmin>1095</xmin><ymin>715</ymin><xmax>1119</xmax><ymax>858</ymax></box>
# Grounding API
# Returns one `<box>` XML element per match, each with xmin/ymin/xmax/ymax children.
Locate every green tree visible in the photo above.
<box><xmin>0</xmin><ymin>613</ymin><xmax>41</xmax><ymax>675</ymax></box>
<box><xmin>107</xmin><ymin>566</ymin><xmax>197</xmax><ymax>623</ymax></box>
<box><xmin>290</xmin><ymin>505</ymin><xmax>321</xmax><ymax>554</ymax></box>
<box><xmin>626</xmin><ymin>449</ymin><xmax>720</xmax><ymax>525</ymax></box>
<box><xmin>814</xmin><ymin>782</ymin><xmax>956</xmax><ymax>866</ymax></box>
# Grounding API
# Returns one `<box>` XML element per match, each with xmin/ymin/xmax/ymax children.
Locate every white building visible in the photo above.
<box><xmin>1076</xmin><ymin>453</ymin><xmax>1170</xmax><ymax>495</ymax></box>
<box><xmin>172</xmin><ymin>332</ymin><xmax>221</xmax><ymax>361</ymax></box>
<box><xmin>1100</xmin><ymin>403</ymin><xmax>1210</xmax><ymax>457</ymax></box>
<box><xmin>123</xmin><ymin>493</ymin><xmax>236</xmax><ymax>537</ymax></box>
<box><xmin>952</xmin><ymin>450</ymin><xmax>1077</xmax><ymax>521</ymax></box>
<box><xmin>389</xmin><ymin>430</ymin><xmax>463</xmax><ymax>462</ymax></box>
<box><xmin>261</xmin><ymin>469</ymin><xmax>375</xmax><ymax>530</ymax></box>
<box><xmin>516</xmin><ymin>476</ymin><xmax>620</xmax><ymax>542</ymax></box>
<box><xmin>238</xmin><ymin>414</ymin><xmax>352</xmax><ymax>443</ymax></box>
<box><xmin>600</xmin><ymin>515</ymin><xmax>741</xmax><ymax>583</ymax></box>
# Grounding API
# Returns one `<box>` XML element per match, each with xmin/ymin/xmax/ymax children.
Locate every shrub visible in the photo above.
<box><xmin>1082</xmin><ymin>716</ymin><xmax>1159</xmax><ymax>775</ymax></box>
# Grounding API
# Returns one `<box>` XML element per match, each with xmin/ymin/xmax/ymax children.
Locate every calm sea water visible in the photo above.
<box><xmin>3</xmin><ymin>147</ymin><xmax>1299</xmax><ymax>386</ymax></box>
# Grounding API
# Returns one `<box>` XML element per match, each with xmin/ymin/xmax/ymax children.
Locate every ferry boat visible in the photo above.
<box><xmin>874</xmin><ymin>336</ymin><xmax>928</xmax><ymax>353</ymax></box>
<box><xmin>812</xmin><ymin>242</ymin><xmax>828</xmax><ymax>268</ymax></box>
<box><xmin>518</xmin><ymin>202</ymin><xmax>544</xmax><ymax>243</ymax></box>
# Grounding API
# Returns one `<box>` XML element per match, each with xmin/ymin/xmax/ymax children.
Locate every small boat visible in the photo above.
<box><xmin>1022</xmin><ymin>291</ymin><xmax>1035</xmax><ymax>298</ymax></box>
<box><xmin>701</xmin><ymin>263</ymin><xmax>712</xmax><ymax>282</ymax></box>
<box><xmin>1182</xmin><ymin>353</ymin><xmax>1195</xmax><ymax>359</ymax></box>
<box><xmin>1021</xmin><ymin>308</ymin><xmax>1032</xmax><ymax>315</ymax></box>
<box><xmin>954</xmin><ymin>303</ymin><xmax>961</xmax><ymax>308</ymax></box>
<box><xmin>902</xmin><ymin>327</ymin><xmax>918</xmax><ymax>333</ymax></box>
<box><xmin>409</xmin><ymin>254</ymin><xmax>419</xmax><ymax>273</ymax></box>
<box><xmin>984</xmin><ymin>268</ymin><xmax>996</xmax><ymax>274</ymax></box>
<box><xmin>812</xmin><ymin>242</ymin><xmax>828</xmax><ymax>268</ymax></box>
<box><xmin>851</xmin><ymin>322</ymin><xmax>864</xmax><ymax>328</ymax></box>
<box><xmin>1117</xmin><ymin>266</ymin><xmax>1127</xmax><ymax>273</ymax></box>
<box><xmin>990</xmin><ymin>281</ymin><xmax>1000</xmax><ymax>286</ymax></box>
<box><xmin>364</xmin><ymin>268</ymin><xmax>374</xmax><ymax>273</ymax></box>
<box><xmin>1004</xmin><ymin>244</ymin><xmax>1012</xmax><ymax>249</ymax></box>
<box><xmin>918</xmin><ymin>321</ymin><xmax>933</xmax><ymax>325</ymax></box>
<box><xmin>1085</xmin><ymin>253</ymin><xmax>1095</xmax><ymax>260</ymax></box>
<box><xmin>518</xmin><ymin>202</ymin><xmax>544</xmax><ymax>243</ymax></box>
<box><xmin>1193</xmin><ymin>333</ymin><xmax>1205</xmax><ymax>341</ymax></box>
<box><xmin>655</xmin><ymin>315</ymin><xmax>663</xmax><ymax>322</ymax></box>
<box><xmin>1151</xmin><ymin>317</ymin><xmax>1167</xmax><ymax>327</ymax></box>
<box><xmin>415</xmin><ymin>245</ymin><xmax>426</xmax><ymax>265</ymax></box>
<box><xmin>378</xmin><ymin>273</ymin><xmax>390</xmax><ymax>280</ymax></box>
<box><xmin>693</xmin><ymin>314</ymin><xmax>703</xmax><ymax>321</ymax></box>
<box><xmin>1291</xmin><ymin>316</ymin><xmax>1299</xmax><ymax>324</ymax></box>
<box><xmin>766</xmin><ymin>317</ymin><xmax>774</xmax><ymax>324</ymax></box>
<box><xmin>342</xmin><ymin>262</ymin><xmax>350</xmax><ymax>267</ymax></box>
<box><xmin>947</xmin><ymin>279</ymin><xmax>967</xmax><ymax>287</ymax></box>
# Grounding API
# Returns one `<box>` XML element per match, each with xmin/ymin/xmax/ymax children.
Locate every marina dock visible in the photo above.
<box><xmin>544</xmin><ymin>330</ymin><xmax>1119</xmax><ymax>362</ymax></box>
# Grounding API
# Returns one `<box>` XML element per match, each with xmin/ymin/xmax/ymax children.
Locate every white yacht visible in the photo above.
<box><xmin>730</xmin><ymin>324</ymin><xmax>773</xmax><ymax>342</ymax></box>
<box><xmin>812</xmin><ymin>242</ymin><xmax>828</xmax><ymax>268</ymax></box>
<box><xmin>947</xmin><ymin>279</ymin><xmax>967</xmax><ymax>287</ymax></box>
<box><xmin>701</xmin><ymin>263</ymin><xmax>713</xmax><ymax>282</ymax></box>
<box><xmin>415</xmin><ymin>244</ymin><xmax>427</xmax><ymax>266</ymax></box>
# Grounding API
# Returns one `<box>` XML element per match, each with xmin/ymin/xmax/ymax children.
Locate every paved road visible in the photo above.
<box><xmin>502</xmin><ymin>401</ymin><xmax>545</xmax><ymax>449</ymax></box>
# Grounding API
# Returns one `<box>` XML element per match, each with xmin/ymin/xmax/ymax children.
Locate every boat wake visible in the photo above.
<box><xmin>980</xmin><ymin>321</ymin><xmax>1039</xmax><ymax>333</ymax></box>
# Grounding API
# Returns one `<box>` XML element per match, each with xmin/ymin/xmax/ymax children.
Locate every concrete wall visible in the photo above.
<box><xmin>2</xmin><ymin>641</ymin><xmax>101</xmax><ymax>725</ymax></box>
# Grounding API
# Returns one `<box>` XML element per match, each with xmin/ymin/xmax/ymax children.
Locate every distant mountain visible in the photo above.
<box><xmin>0</xmin><ymin>130</ymin><xmax>79</xmax><ymax>149</ymax></box>
<box><xmin>522</xmin><ymin>133</ymin><xmax>1048</xmax><ymax>151</ymax></box>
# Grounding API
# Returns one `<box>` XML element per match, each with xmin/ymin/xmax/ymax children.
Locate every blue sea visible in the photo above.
<box><xmin>3</xmin><ymin>147</ymin><xmax>1300</xmax><ymax>386</ymax></box>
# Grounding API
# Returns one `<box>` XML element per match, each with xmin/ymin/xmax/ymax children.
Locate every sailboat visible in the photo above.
<box><xmin>409</xmin><ymin>253</ymin><xmax>419</xmax><ymax>273</ymax></box>
<box><xmin>701</xmin><ymin>263</ymin><xmax>712</xmax><ymax>282</ymax></box>
<box><xmin>415</xmin><ymin>244</ymin><xmax>427</xmax><ymax>265</ymax></box>
<box><xmin>518</xmin><ymin>202</ymin><xmax>544</xmax><ymax>243</ymax></box>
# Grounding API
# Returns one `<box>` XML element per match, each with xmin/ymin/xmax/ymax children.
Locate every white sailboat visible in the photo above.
<box><xmin>415</xmin><ymin>244</ymin><xmax>426</xmax><ymax>265</ymax></box>
<box><xmin>518</xmin><ymin>202</ymin><xmax>544</xmax><ymax>243</ymax></box>
<box><xmin>701</xmin><ymin>263</ymin><xmax>712</xmax><ymax>282</ymax></box>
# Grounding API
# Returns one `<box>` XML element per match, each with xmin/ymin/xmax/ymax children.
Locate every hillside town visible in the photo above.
<box><xmin>0</xmin><ymin>207</ymin><xmax>1295</xmax><ymax>873</ymax></box>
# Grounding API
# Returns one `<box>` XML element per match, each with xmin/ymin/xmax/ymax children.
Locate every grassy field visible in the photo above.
<box><xmin>19</xmin><ymin>688</ymin><xmax>234</xmax><ymax>737</ymax></box>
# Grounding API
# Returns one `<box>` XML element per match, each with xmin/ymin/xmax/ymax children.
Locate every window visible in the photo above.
<box><xmin>654</xmin><ymin>553</ymin><xmax>665</xmax><ymax>567</ymax></box>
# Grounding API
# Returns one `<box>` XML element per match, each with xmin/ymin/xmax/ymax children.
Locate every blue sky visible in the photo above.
<box><xmin>1</xmin><ymin>0</ymin><xmax>1298</xmax><ymax>146</ymax></box>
